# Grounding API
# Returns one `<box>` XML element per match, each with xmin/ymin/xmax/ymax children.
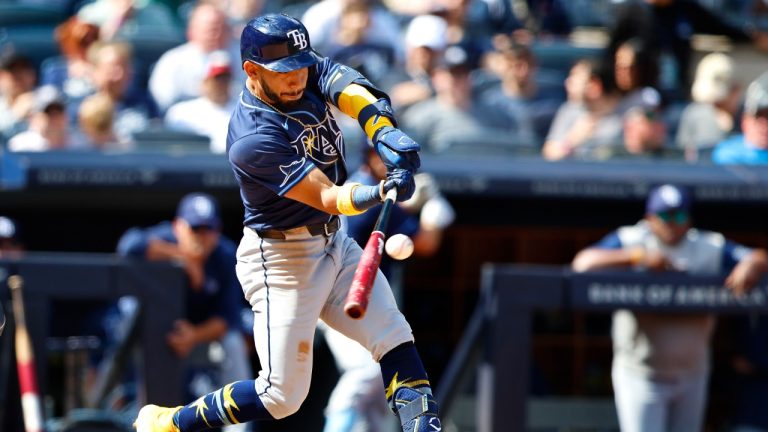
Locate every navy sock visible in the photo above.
<box><xmin>174</xmin><ymin>380</ymin><xmax>274</xmax><ymax>432</ymax></box>
<box><xmin>379</xmin><ymin>342</ymin><xmax>433</xmax><ymax>406</ymax></box>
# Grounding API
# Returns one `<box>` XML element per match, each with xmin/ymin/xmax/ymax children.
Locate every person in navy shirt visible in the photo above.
<box><xmin>118</xmin><ymin>193</ymin><xmax>252</xmax><ymax>415</ymax></box>
<box><xmin>135</xmin><ymin>13</ymin><xmax>442</xmax><ymax>432</ymax></box>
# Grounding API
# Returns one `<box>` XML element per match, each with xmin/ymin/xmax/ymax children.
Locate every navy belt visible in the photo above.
<box><xmin>255</xmin><ymin>217</ymin><xmax>340</xmax><ymax>240</ymax></box>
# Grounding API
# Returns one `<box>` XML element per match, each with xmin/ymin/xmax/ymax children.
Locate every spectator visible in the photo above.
<box><xmin>8</xmin><ymin>85</ymin><xmax>75</xmax><ymax>152</ymax></box>
<box><xmin>612</xmin><ymin>38</ymin><xmax>661</xmax><ymax>114</ymax></box>
<box><xmin>607</xmin><ymin>0</ymin><xmax>768</xmax><ymax>95</ymax></box>
<box><xmin>677</xmin><ymin>53</ymin><xmax>742</xmax><ymax>159</ymax></box>
<box><xmin>0</xmin><ymin>53</ymin><xmax>38</xmax><ymax>140</ymax></box>
<box><xmin>76</xmin><ymin>0</ymin><xmax>179</xmax><ymax>41</ymax></box>
<box><xmin>401</xmin><ymin>44</ymin><xmax>528</xmax><ymax>153</ymax></box>
<box><xmin>542</xmin><ymin>59</ymin><xmax>623</xmax><ymax>160</ymax></box>
<box><xmin>0</xmin><ymin>216</ymin><xmax>24</xmax><ymax>258</ymax></box>
<box><xmin>382</xmin><ymin>14</ymin><xmax>447</xmax><ymax>112</ymax></box>
<box><xmin>149</xmin><ymin>2</ymin><xmax>235</xmax><ymax>112</ymax></box>
<box><xmin>164</xmin><ymin>50</ymin><xmax>235</xmax><ymax>154</ymax></box>
<box><xmin>479</xmin><ymin>38</ymin><xmax>563</xmax><ymax>143</ymax></box>
<box><xmin>572</xmin><ymin>184</ymin><xmax>768</xmax><ymax>432</ymax></box>
<box><xmin>116</xmin><ymin>193</ymin><xmax>252</xmax><ymax>413</ymax></box>
<box><xmin>321</xmin><ymin>0</ymin><xmax>399</xmax><ymax>87</ymax></box>
<box><xmin>302</xmin><ymin>0</ymin><xmax>405</xmax><ymax>62</ymax></box>
<box><xmin>87</xmin><ymin>41</ymin><xmax>159</xmax><ymax>142</ymax></box>
<box><xmin>621</xmin><ymin>87</ymin><xmax>668</xmax><ymax>157</ymax></box>
<box><xmin>75</xmin><ymin>93</ymin><xmax>132</xmax><ymax>151</ymax></box>
<box><xmin>712</xmin><ymin>72</ymin><xmax>768</xmax><ymax>164</ymax></box>
<box><xmin>320</xmin><ymin>145</ymin><xmax>455</xmax><ymax>432</ymax></box>
<box><xmin>41</xmin><ymin>17</ymin><xmax>100</xmax><ymax>101</ymax></box>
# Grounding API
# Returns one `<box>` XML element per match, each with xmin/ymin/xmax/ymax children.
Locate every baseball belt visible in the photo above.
<box><xmin>255</xmin><ymin>217</ymin><xmax>340</xmax><ymax>240</ymax></box>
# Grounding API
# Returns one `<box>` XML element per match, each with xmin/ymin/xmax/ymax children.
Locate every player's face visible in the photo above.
<box><xmin>173</xmin><ymin>219</ymin><xmax>221</xmax><ymax>259</ymax></box>
<box><xmin>647</xmin><ymin>210</ymin><xmax>690</xmax><ymax>245</ymax></box>
<box><xmin>257</xmin><ymin>66</ymin><xmax>309</xmax><ymax>108</ymax></box>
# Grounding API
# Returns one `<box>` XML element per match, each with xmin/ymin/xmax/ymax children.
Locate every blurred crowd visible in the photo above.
<box><xmin>2</xmin><ymin>0</ymin><xmax>768</xmax><ymax>163</ymax></box>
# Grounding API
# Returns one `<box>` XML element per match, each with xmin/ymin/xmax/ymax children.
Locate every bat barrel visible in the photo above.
<box><xmin>8</xmin><ymin>275</ymin><xmax>45</xmax><ymax>432</ymax></box>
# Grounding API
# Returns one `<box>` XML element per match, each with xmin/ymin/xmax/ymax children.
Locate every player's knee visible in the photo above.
<box><xmin>266</xmin><ymin>382</ymin><xmax>311</xmax><ymax>419</ymax></box>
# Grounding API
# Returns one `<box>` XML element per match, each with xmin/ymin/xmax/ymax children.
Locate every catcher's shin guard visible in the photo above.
<box><xmin>391</xmin><ymin>386</ymin><xmax>441</xmax><ymax>432</ymax></box>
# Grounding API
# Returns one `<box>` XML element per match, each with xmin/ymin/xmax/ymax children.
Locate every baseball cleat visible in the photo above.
<box><xmin>133</xmin><ymin>404</ymin><xmax>182</xmax><ymax>432</ymax></box>
<box><xmin>393</xmin><ymin>387</ymin><xmax>441</xmax><ymax>432</ymax></box>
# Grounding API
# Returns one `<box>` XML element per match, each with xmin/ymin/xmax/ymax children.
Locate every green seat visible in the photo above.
<box><xmin>0</xmin><ymin>3</ymin><xmax>67</xmax><ymax>26</ymax></box>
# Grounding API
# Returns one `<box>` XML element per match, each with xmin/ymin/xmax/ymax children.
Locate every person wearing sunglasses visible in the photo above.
<box><xmin>572</xmin><ymin>183</ymin><xmax>768</xmax><ymax>432</ymax></box>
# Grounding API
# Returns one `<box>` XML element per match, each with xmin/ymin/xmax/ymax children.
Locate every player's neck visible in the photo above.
<box><xmin>246</xmin><ymin>78</ymin><xmax>273</xmax><ymax>105</ymax></box>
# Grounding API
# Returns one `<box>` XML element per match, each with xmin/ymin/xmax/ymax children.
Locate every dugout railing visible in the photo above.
<box><xmin>0</xmin><ymin>253</ymin><xmax>187</xmax><ymax>422</ymax></box>
<box><xmin>435</xmin><ymin>265</ymin><xmax>768</xmax><ymax>432</ymax></box>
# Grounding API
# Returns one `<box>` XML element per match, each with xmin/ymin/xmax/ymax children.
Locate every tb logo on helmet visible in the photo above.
<box><xmin>287</xmin><ymin>29</ymin><xmax>307</xmax><ymax>50</ymax></box>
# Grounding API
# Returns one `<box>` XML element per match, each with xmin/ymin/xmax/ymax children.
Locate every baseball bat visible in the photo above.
<box><xmin>8</xmin><ymin>275</ymin><xmax>44</xmax><ymax>432</ymax></box>
<box><xmin>344</xmin><ymin>188</ymin><xmax>398</xmax><ymax>319</ymax></box>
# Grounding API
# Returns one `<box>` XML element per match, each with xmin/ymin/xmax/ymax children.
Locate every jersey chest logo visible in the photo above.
<box><xmin>288</xmin><ymin>112</ymin><xmax>343</xmax><ymax>166</ymax></box>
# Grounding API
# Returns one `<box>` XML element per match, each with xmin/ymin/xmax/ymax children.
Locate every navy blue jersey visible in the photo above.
<box><xmin>117</xmin><ymin>222</ymin><xmax>243</xmax><ymax>328</ymax></box>
<box><xmin>227</xmin><ymin>58</ymin><xmax>352</xmax><ymax>231</ymax></box>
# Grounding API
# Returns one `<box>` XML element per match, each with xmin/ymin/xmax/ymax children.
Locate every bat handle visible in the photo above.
<box><xmin>384</xmin><ymin>187</ymin><xmax>397</xmax><ymax>202</ymax></box>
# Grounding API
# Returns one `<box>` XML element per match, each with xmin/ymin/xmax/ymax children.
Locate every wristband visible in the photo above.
<box><xmin>337</xmin><ymin>182</ymin><xmax>365</xmax><ymax>216</ymax></box>
<box><xmin>629</xmin><ymin>247</ymin><xmax>645</xmax><ymax>266</ymax></box>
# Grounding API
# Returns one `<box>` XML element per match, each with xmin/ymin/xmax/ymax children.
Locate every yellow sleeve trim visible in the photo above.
<box><xmin>336</xmin><ymin>182</ymin><xmax>366</xmax><ymax>216</ymax></box>
<box><xmin>337</xmin><ymin>84</ymin><xmax>395</xmax><ymax>139</ymax></box>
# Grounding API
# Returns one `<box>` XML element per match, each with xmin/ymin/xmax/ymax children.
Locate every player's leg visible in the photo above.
<box><xmin>322</xmin><ymin>233</ymin><xmax>441</xmax><ymax>431</ymax></box>
<box><xmin>611</xmin><ymin>362</ymin><xmax>668</xmax><ymax>432</ymax></box>
<box><xmin>667</xmin><ymin>372</ymin><xmax>708</xmax><ymax>432</ymax></box>
<box><xmin>136</xmin><ymin>230</ymin><xmax>335</xmax><ymax>431</ymax></box>
<box><xmin>320</xmin><ymin>322</ymin><xmax>389</xmax><ymax>432</ymax></box>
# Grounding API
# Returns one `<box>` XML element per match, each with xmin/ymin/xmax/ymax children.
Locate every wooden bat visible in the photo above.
<box><xmin>8</xmin><ymin>275</ymin><xmax>44</xmax><ymax>432</ymax></box>
<box><xmin>344</xmin><ymin>188</ymin><xmax>398</xmax><ymax>319</ymax></box>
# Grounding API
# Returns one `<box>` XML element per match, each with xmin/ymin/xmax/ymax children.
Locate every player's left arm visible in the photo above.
<box><xmin>317</xmin><ymin>62</ymin><xmax>420</xmax><ymax>172</ymax></box>
<box><xmin>285</xmin><ymin>166</ymin><xmax>415</xmax><ymax>215</ymax></box>
<box><xmin>724</xmin><ymin>243</ymin><xmax>768</xmax><ymax>296</ymax></box>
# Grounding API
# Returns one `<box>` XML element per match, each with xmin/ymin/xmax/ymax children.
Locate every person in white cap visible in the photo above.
<box><xmin>165</xmin><ymin>50</ymin><xmax>237</xmax><ymax>154</ymax></box>
<box><xmin>676</xmin><ymin>53</ymin><xmax>742</xmax><ymax>159</ymax></box>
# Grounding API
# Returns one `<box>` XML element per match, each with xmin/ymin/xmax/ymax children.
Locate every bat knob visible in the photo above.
<box><xmin>8</xmin><ymin>275</ymin><xmax>22</xmax><ymax>291</ymax></box>
<box><xmin>344</xmin><ymin>303</ymin><xmax>364</xmax><ymax>320</ymax></box>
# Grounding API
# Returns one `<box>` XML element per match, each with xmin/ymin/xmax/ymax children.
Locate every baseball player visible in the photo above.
<box><xmin>135</xmin><ymin>13</ymin><xmax>441</xmax><ymax>432</ymax></box>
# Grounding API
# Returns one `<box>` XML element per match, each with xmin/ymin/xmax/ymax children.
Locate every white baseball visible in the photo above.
<box><xmin>385</xmin><ymin>234</ymin><xmax>414</xmax><ymax>260</ymax></box>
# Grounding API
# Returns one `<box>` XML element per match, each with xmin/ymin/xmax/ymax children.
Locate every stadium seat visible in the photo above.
<box><xmin>0</xmin><ymin>3</ymin><xmax>67</xmax><ymax>26</ymax></box>
<box><xmin>0</xmin><ymin>25</ymin><xmax>60</xmax><ymax>70</ymax></box>
<box><xmin>131</xmin><ymin>129</ymin><xmax>211</xmax><ymax>154</ymax></box>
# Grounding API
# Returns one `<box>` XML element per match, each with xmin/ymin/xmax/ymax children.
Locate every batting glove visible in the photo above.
<box><xmin>383</xmin><ymin>168</ymin><xmax>416</xmax><ymax>202</ymax></box>
<box><xmin>373</xmin><ymin>126</ymin><xmax>421</xmax><ymax>172</ymax></box>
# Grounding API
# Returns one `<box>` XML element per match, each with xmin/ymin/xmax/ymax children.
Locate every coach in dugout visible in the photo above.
<box><xmin>116</xmin><ymin>192</ymin><xmax>252</xmax><ymax>424</ymax></box>
<box><xmin>572</xmin><ymin>184</ymin><xmax>768</xmax><ymax>432</ymax></box>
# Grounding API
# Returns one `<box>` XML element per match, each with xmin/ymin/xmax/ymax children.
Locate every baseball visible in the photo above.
<box><xmin>385</xmin><ymin>234</ymin><xmax>414</xmax><ymax>260</ymax></box>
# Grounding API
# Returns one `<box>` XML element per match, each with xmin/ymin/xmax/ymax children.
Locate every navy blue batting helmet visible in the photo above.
<box><xmin>240</xmin><ymin>14</ymin><xmax>322</xmax><ymax>72</ymax></box>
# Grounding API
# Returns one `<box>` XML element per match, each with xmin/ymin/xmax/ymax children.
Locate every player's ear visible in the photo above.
<box><xmin>243</xmin><ymin>61</ymin><xmax>260</xmax><ymax>79</ymax></box>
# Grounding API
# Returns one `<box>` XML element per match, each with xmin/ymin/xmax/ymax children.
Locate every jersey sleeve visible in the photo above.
<box><xmin>721</xmin><ymin>239</ymin><xmax>753</xmax><ymax>272</ymax></box>
<box><xmin>229</xmin><ymin>130</ymin><xmax>317</xmax><ymax>196</ymax></box>
<box><xmin>116</xmin><ymin>227</ymin><xmax>151</xmax><ymax>257</ymax></box>
<box><xmin>314</xmin><ymin>57</ymin><xmax>390</xmax><ymax>106</ymax></box>
<box><xmin>593</xmin><ymin>231</ymin><xmax>623</xmax><ymax>250</ymax></box>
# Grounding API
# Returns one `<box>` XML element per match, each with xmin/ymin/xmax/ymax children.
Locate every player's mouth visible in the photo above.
<box><xmin>282</xmin><ymin>90</ymin><xmax>304</xmax><ymax>100</ymax></box>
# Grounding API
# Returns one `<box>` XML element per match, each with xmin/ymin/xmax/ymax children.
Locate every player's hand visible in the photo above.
<box><xmin>400</xmin><ymin>173</ymin><xmax>439</xmax><ymax>213</ymax></box>
<box><xmin>373</xmin><ymin>126</ymin><xmax>421</xmax><ymax>172</ymax></box>
<box><xmin>167</xmin><ymin>319</ymin><xmax>198</xmax><ymax>358</ymax></box>
<box><xmin>420</xmin><ymin>196</ymin><xmax>456</xmax><ymax>230</ymax></box>
<box><xmin>383</xmin><ymin>169</ymin><xmax>416</xmax><ymax>202</ymax></box>
<box><xmin>725</xmin><ymin>260</ymin><xmax>762</xmax><ymax>296</ymax></box>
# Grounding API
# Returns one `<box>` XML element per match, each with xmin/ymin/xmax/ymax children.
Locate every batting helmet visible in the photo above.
<box><xmin>240</xmin><ymin>14</ymin><xmax>322</xmax><ymax>73</ymax></box>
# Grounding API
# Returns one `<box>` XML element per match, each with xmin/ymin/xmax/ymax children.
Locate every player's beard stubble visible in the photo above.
<box><xmin>261</xmin><ymin>78</ymin><xmax>303</xmax><ymax>110</ymax></box>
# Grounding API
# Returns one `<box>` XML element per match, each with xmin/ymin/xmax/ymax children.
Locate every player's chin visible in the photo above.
<box><xmin>281</xmin><ymin>90</ymin><xmax>304</xmax><ymax>103</ymax></box>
